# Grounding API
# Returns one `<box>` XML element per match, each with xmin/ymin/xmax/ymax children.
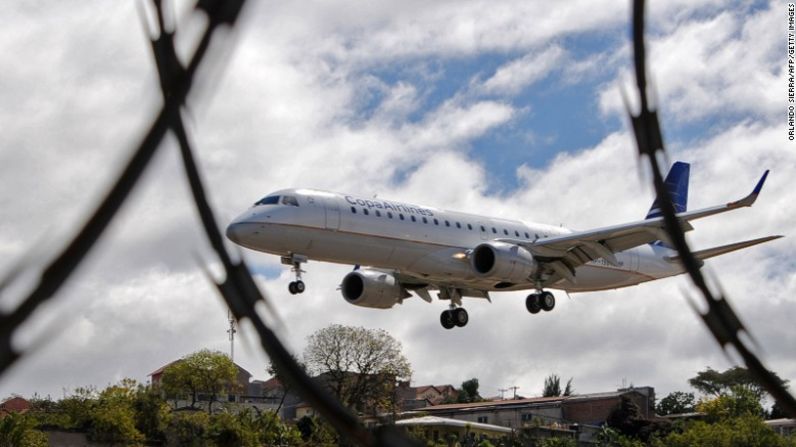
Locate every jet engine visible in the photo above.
<box><xmin>470</xmin><ymin>241</ymin><xmax>538</xmax><ymax>282</ymax></box>
<box><xmin>341</xmin><ymin>269</ymin><xmax>408</xmax><ymax>309</ymax></box>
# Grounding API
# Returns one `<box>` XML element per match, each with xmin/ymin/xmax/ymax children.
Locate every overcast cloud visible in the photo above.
<box><xmin>1</xmin><ymin>0</ymin><xmax>793</xmax><ymax>406</ymax></box>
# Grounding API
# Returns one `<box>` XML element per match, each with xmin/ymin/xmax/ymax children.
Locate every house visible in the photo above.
<box><xmin>0</xmin><ymin>396</ymin><xmax>30</xmax><ymax>416</ymax></box>
<box><xmin>766</xmin><ymin>418</ymin><xmax>796</xmax><ymax>437</ymax></box>
<box><xmin>148</xmin><ymin>357</ymin><xmax>283</xmax><ymax>413</ymax></box>
<box><xmin>414</xmin><ymin>387</ymin><xmax>655</xmax><ymax>444</ymax></box>
<box><xmin>396</xmin><ymin>382</ymin><xmax>457</xmax><ymax>411</ymax></box>
<box><xmin>396</xmin><ymin>415</ymin><xmax>512</xmax><ymax>445</ymax></box>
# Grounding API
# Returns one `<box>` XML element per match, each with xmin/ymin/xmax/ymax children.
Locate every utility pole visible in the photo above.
<box><xmin>499</xmin><ymin>388</ymin><xmax>509</xmax><ymax>400</ymax></box>
<box><xmin>227</xmin><ymin>310</ymin><xmax>237</xmax><ymax>362</ymax></box>
<box><xmin>508</xmin><ymin>386</ymin><xmax>519</xmax><ymax>399</ymax></box>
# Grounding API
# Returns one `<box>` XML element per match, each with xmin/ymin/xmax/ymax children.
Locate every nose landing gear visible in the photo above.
<box><xmin>282</xmin><ymin>254</ymin><xmax>307</xmax><ymax>295</ymax></box>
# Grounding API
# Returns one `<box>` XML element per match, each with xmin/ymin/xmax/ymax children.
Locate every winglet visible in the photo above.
<box><xmin>729</xmin><ymin>170</ymin><xmax>769</xmax><ymax>208</ymax></box>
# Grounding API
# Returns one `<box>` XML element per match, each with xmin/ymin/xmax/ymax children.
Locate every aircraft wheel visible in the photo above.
<box><xmin>541</xmin><ymin>291</ymin><xmax>555</xmax><ymax>312</ymax></box>
<box><xmin>526</xmin><ymin>294</ymin><xmax>542</xmax><ymax>314</ymax></box>
<box><xmin>295</xmin><ymin>280</ymin><xmax>306</xmax><ymax>294</ymax></box>
<box><xmin>453</xmin><ymin>308</ymin><xmax>469</xmax><ymax>327</ymax></box>
<box><xmin>288</xmin><ymin>282</ymin><xmax>297</xmax><ymax>295</ymax></box>
<box><xmin>440</xmin><ymin>310</ymin><xmax>456</xmax><ymax>329</ymax></box>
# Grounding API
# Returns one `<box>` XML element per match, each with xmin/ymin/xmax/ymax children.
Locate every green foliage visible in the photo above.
<box><xmin>86</xmin><ymin>379</ymin><xmax>145</xmax><ymax>444</ymax></box>
<box><xmin>295</xmin><ymin>415</ymin><xmax>336</xmax><ymax>445</ymax></box>
<box><xmin>161</xmin><ymin>350</ymin><xmax>239</xmax><ymax>413</ymax></box>
<box><xmin>656</xmin><ymin>391</ymin><xmax>695</xmax><ymax>416</ymax></box>
<box><xmin>689</xmin><ymin>366</ymin><xmax>788</xmax><ymax>401</ymax></box>
<box><xmin>595</xmin><ymin>426</ymin><xmax>645</xmax><ymax>447</ymax></box>
<box><xmin>542</xmin><ymin>374</ymin><xmax>574</xmax><ymax>398</ymax></box>
<box><xmin>303</xmin><ymin>324</ymin><xmax>412</xmax><ymax>414</ymax></box>
<box><xmin>696</xmin><ymin>387</ymin><xmax>763</xmax><ymax>422</ymax></box>
<box><xmin>457</xmin><ymin>378</ymin><xmax>483</xmax><ymax>403</ymax></box>
<box><xmin>0</xmin><ymin>412</ymin><xmax>48</xmax><ymax>447</ymax></box>
<box><xmin>131</xmin><ymin>383</ymin><xmax>171</xmax><ymax>442</ymax></box>
<box><xmin>659</xmin><ymin>414</ymin><xmax>795</xmax><ymax>447</ymax></box>
<box><xmin>208</xmin><ymin>412</ymin><xmax>258</xmax><ymax>447</ymax></box>
<box><xmin>538</xmin><ymin>437</ymin><xmax>577</xmax><ymax>447</ymax></box>
<box><xmin>165</xmin><ymin>411</ymin><xmax>210</xmax><ymax>447</ymax></box>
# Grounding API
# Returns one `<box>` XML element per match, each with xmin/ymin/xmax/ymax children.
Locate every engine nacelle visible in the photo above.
<box><xmin>341</xmin><ymin>269</ymin><xmax>407</xmax><ymax>309</ymax></box>
<box><xmin>470</xmin><ymin>241</ymin><xmax>538</xmax><ymax>282</ymax></box>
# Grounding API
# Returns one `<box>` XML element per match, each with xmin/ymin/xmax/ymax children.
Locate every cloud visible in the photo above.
<box><xmin>478</xmin><ymin>46</ymin><xmax>566</xmax><ymax>95</ymax></box>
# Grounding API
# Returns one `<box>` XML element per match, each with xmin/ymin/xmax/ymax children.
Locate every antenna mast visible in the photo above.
<box><xmin>227</xmin><ymin>309</ymin><xmax>237</xmax><ymax>362</ymax></box>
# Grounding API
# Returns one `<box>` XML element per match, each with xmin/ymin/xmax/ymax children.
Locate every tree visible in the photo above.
<box><xmin>303</xmin><ymin>324</ymin><xmax>412</xmax><ymax>414</ymax></box>
<box><xmin>696</xmin><ymin>387</ymin><xmax>764</xmax><ymax>422</ymax></box>
<box><xmin>656</xmin><ymin>391</ymin><xmax>695</xmax><ymax>416</ymax></box>
<box><xmin>688</xmin><ymin>366</ymin><xmax>788</xmax><ymax>401</ymax></box>
<box><xmin>542</xmin><ymin>374</ymin><xmax>574</xmax><ymax>397</ymax></box>
<box><xmin>160</xmin><ymin>349</ymin><xmax>239</xmax><ymax>414</ymax></box>
<box><xmin>457</xmin><ymin>378</ymin><xmax>483</xmax><ymax>403</ymax></box>
<box><xmin>659</xmin><ymin>414</ymin><xmax>794</xmax><ymax>447</ymax></box>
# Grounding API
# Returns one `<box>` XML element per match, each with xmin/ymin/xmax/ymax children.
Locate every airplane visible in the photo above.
<box><xmin>225</xmin><ymin>162</ymin><xmax>782</xmax><ymax>329</ymax></box>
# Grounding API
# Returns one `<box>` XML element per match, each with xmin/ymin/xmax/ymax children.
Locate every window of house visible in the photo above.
<box><xmin>477</xmin><ymin>416</ymin><xmax>488</xmax><ymax>424</ymax></box>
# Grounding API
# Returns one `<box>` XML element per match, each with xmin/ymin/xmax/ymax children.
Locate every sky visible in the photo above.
<box><xmin>1</xmin><ymin>0</ymin><xmax>794</xmax><ymax>406</ymax></box>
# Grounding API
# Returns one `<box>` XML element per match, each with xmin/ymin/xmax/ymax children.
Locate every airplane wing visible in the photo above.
<box><xmin>497</xmin><ymin>170</ymin><xmax>774</xmax><ymax>284</ymax></box>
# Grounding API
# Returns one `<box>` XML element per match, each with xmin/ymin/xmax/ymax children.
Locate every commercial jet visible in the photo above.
<box><xmin>226</xmin><ymin>162</ymin><xmax>781</xmax><ymax>329</ymax></box>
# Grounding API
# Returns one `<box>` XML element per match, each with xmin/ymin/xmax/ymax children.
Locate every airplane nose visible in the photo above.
<box><xmin>226</xmin><ymin>222</ymin><xmax>246</xmax><ymax>244</ymax></box>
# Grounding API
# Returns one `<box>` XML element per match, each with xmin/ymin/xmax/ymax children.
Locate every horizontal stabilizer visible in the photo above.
<box><xmin>664</xmin><ymin>235</ymin><xmax>783</xmax><ymax>262</ymax></box>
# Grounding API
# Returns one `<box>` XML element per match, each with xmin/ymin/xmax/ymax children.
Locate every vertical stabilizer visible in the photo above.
<box><xmin>645</xmin><ymin>161</ymin><xmax>690</xmax><ymax>219</ymax></box>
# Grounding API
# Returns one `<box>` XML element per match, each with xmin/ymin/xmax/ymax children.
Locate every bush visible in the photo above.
<box><xmin>165</xmin><ymin>411</ymin><xmax>210</xmax><ymax>447</ymax></box>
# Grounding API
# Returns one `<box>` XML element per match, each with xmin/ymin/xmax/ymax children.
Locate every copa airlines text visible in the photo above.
<box><xmin>226</xmin><ymin>162</ymin><xmax>781</xmax><ymax>329</ymax></box>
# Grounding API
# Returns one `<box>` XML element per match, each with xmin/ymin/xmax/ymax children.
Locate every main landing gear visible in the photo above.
<box><xmin>525</xmin><ymin>291</ymin><xmax>555</xmax><ymax>314</ymax></box>
<box><xmin>440</xmin><ymin>306</ymin><xmax>469</xmax><ymax>330</ymax></box>
<box><xmin>282</xmin><ymin>254</ymin><xmax>307</xmax><ymax>295</ymax></box>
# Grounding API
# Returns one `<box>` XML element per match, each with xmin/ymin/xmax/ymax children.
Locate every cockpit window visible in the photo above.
<box><xmin>281</xmin><ymin>195</ymin><xmax>299</xmax><ymax>207</ymax></box>
<box><xmin>255</xmin><ymin>195</ymin><xmax>280</xmax><ymax>206</ymax></box>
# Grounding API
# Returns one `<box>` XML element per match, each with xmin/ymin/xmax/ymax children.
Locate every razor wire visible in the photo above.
<box><xmin>628</xmin><ymin>0</ymin><xmax>795</xmax><ymax>417</ymax></box>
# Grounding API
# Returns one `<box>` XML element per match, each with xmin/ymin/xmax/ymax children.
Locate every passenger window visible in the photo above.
<box><xmin>434</xmin><ymin>219</ymin><xmax>439</xmax><ymax>225</ymax></box>
<box><xmin>399</xmin><ymin>214</ymin><xmax>405</xmax><ymax>220</ymax></box>
<box><xmin>515</xmin><ymin>230</ymin><xmax>520</xmax><ymax>237</ymax></box>
<box><xmin>422</xmin><ymin>217</ymin><xmax>428</xmax><ymax>224</ymax></box>
<box><xmin>445</xmin><ymin>220</ymin><xmax>450</xmax><ymax>227</ymax></box>
<box><xmin>363</xmin><ymin>209</ymin><xmax>369</xmax><ymax>215</ymax></box>
<box><xmin>351</xmin><ymin>207</ymin><xmax>356</xmax><ymax>214</ymax></box>
<box><xmin>480</xmin><ymin>225</ymin><xmax>486</xmax><ymax>232</ymax></box>
<box><xmin>456</xmin><ymin>222</ymin><xmax>461</xmax><ymax>229</ymax></box>
<box><xmin>492</xmin><ymin>227</ymin><xmax>497</xmax><ymax>234</ymax></box>
<box><xmin>281</xmin><ymin>195</ymin><xmax>299</xmax><ymax>207</ymax></box>
<box><xmin>467</xmin><ymin>223</ymin><xmax>473</xmax><ymax>230</ymax></box>
<box><xmin>255</xmin><ymin>195</ymin><xmax>280</xmax><ymax>206</ymax></box>
<box><xmin>503</xmin><ymin>229</ymin><xmax>508</xmax><ymax>235</ymax></box>
<box><xmin>411</xmin><ymin>216</ymin><xmax>416</xmax><ymax>222</ymax></box>
<box><xmin>525</xmin><ymin>232</ymin><xmax>530</xmax><ymax>239</ymax></box>
<box><xmin>375</xmin><ymin>210</ymin><xmax>381</xmax><ymax>217</ymax></box>
<box><xmin>387</xmin><ymin>212</ymin><xmax>393</xmax><ymax>218</ymax></box>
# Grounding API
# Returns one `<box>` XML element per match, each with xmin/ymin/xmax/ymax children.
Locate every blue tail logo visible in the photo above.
<box><xmin>646</xmin><ymin>161</ymin><xmax>689</xmax><ymax>247</ymax></box>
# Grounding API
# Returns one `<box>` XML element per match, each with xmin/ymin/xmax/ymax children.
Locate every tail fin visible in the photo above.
<box><xmin>645</xmin><ymin>161</ymin><xmax>690</xmax><ymax>219</ymax></box>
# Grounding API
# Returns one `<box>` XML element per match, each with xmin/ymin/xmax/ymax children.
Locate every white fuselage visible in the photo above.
<box><xmin>226</xmin><ymin>188</ymin><xmax>684</xmax><ymax>293</ymax></box>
